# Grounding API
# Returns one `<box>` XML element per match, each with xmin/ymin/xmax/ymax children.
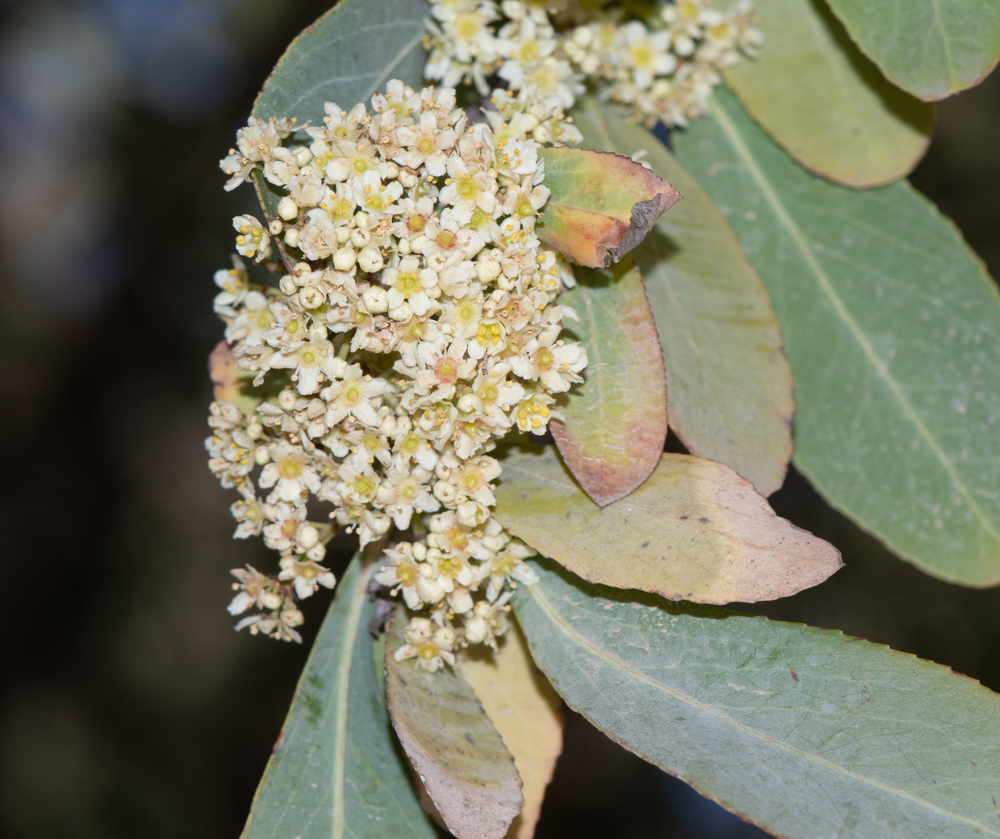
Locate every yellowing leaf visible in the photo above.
<box><xmin>209</xmin><ymin>341</ymin><xmax>260</xmax><ymax>416</ymax></box>
<box><xmin>495</xmin><ymin>446</ymin><xmax>841</xmax><ymax>605</ymax></box>
<box><xmin>718</xmin><ymin>0</ymin><xmax>934</xmax><ymax>187</ymax></box>
<box><xmin>553</xmin><ymin>261</ymin><xmax>667</xmax><ymax>507</ymax></box>
<box><xmin>571</xmin><ymin>98</ymin><xmax>793</xmax><ymax>497</ymax></box>
<box><xmin>385</xmin><ymin>610</ymin><xmax>523</xmax><ymax>839</ymax></box>
<box><xmin>461</xmin><ymin>622</ymin><xmax>563</xmax><ymax>839</ymax></box>
<box><xmin>537</xmin><ymin>147</ymin><xmax>681</xmax><ymax>268</ymax></box>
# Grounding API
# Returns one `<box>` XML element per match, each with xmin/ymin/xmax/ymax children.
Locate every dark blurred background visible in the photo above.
<box><xmin>1</xmin><ymin>1</ymin><xmax>999</xmax><ymax>837</ymax></box>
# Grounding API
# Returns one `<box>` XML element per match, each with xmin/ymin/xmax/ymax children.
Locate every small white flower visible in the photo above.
<box><xmin>259</xmin><ymin>442</ymin><xmax>322</xmax><ymax>502</ymax></box>
<box><xmin>233</xmin><ymin>214</ymin><xmax>270</xmax><ymax>263</ymax></box>
<box><xmin>323</xmin><ymin>363</ymin><xmax>394</xmax><ymax>427</ymax></box>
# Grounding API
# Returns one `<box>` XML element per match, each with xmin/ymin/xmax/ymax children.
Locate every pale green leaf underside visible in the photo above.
<box><xmin>826</xmin><ymin>0</ymin><xmax>1000</xmax><ymax>101</ymax></box>
<box><xmin>240</xmin><ymin>555</ymin><xmax>436</xmax><ymax>839</ymax></box>
<box><xmin>249</xmin><ymin>0</ymin><xmax>430</xmax><ymax>223</ymax></box>
<box><xmin>571</xmin><ymin>97</ymin><xmax>793</xmax><ymax>497</ymax></box>
<box><xmin>672</xmin><ymin>86</ymin><xmax>1000</xmax><ymax>586</ymax></box>
<box><xmin>514</xmin><ymin>559</ymin><xmax>1000</xmax><ymax>839</ymax></box>
<box><xmin>718</xmin><ymin>0</ymin><xmax>934</xmax><ymax>187</ymax></box>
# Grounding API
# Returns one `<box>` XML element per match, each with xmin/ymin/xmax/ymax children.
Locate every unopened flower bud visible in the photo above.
<box><xmin>335</xmin><ymin>226</ymin><xmax>352</xmax><ymax>244</ymax></box>
<box><xmin>362</xmin><ymin>284</ymin><xmax>389</xmax><ymax>313</ymax></box>
<box><xmin>246</xmin><ymin>422</ymin><xmax>263</xmax><ymax>440</ymax></box>
<box><xmin>263</xmin><ymin>591</ymin><xmax>283</xmax><ymax>610</ymax></box>
<box><xmin>433</xmin><ymin>480</ymin><xmax>456</xmax><ymax>504</ymax></box>
<box><xmin>279</xmin><ymin>275</ymin><xmax>298</xmax><ymax>295</ymax></box>
<box><xmin>299</xmin><ymin>287</ymin><xmax>324</xmax><ymax>309</ymax></box>
<box><xmin>388</xmin><ymin>301</ymin><xmax>412</xmax><ymax>321</ymax></box>
<box><xmin>573</xmin><ymin>25</ymin><xmax>593</xmax><ymax>47</ymax></box>
<box><xmin>457</xmin><ymin>500</ymin><xmax>485</xmax><ymax>527</ymax></box>
<box><xmin>476</xmin><ymin>257</ymin><xmax>501</xmax><ymax>282</ymax></box>
<box><xmin>399</xmin><ymin>170</ymin><xmax>418</xmax><ymax>188</ymax></box>
<box><xmin>306</xmin><ymin>543</ymin><xmax>326</xmax><ymax>561</ymax></box>
<box><xmin>277</xmin><ymin>196</ymin><xmax>299</xmax><ymax>220</ymax></box>
<box><xmin>357</xmin><ymin>246</ymin><xmax>383</xmax><ymax>273</ymax></box>
<box><xmin>269</xmin><ymin>219</ymin><xmax>284</xmax><ymax>235</ymax></box>
<box><xmin>425</xmin><ymin>252</ymin><xmax>448</xmax><ymax>272</ymax></box>
<box><xmin>353</xmin><ymin>211</ymin><xmax>370</xmax><ymax>229</ymax></box>
<box><xmin>449</xmin><ymin>587</ymin><xmax>474</xmax><ymax>615</ymax></box>
<box><xmin>255</xmin><ymin>445</ymin><xmax>271</xmax><ymax>465</ymax></box>
<box><xmin>281</xmin><ymin>608</ymin><xmax>305</xmax><ymax>627</ymax></box>
<box><xmin>333</xmin><ymin>247</ymin><xmax>357</xmax><ymax>271</ymax></box>
<box><xmin>284</xmin><ymin>228</ymin><xmax>299</xmax><ymax>248</ymax></box>
<box><xmin>384</xmin><ymin>162</ymin><xmax>400</xmax><ymax>180</ymax></box>
<box><xmin>350</xmin><ymin>226</ymin><xmax>372</xmax><ymax>249</ymax></box>
<box><xmin>464</xmin><ymin>615</ymin><xmax>488</xmax><ymax>644</ymax></box>
<box><xmin>298</xmin><ymin>524</ymin><xmax>320</xmax><ymax>550</ymax></box>
<box><xmin>294</xmin><ymin>147</ymin><xmax>313</xmax><ymax>167</ymax></box>
<box><xmin>379</xmin><ymin>414</ymin><xmax>398</xmax><ymax>436</ymax></box>
<box><xmin>397</xmin><ymin>237</ymin><xmax>412</xmax><ymax>255</ymax></box>
<box><xmin>278</xmin><ymin>388</ymin><xmax>297</xmax><ymax>410</ymax></box>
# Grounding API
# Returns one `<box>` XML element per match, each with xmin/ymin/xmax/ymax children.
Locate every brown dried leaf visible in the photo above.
<box><xmin>460</xmin><ymin>621</ymin><xmax>563</xmax><ymax>839</ymax></box>
<box><xmin>552</xmin><ymin>261</ymin><xmax>668</xmax><ymax>507</ymax></box>
<box><xmin>385</xmin><ymin>609</ymin><xmax>523</xmax><ymax>839</ymax></box>
<box><xmin>537</xmin><ymin>147</ymin><xmax>681</xmax><ymax>268</ymax></box>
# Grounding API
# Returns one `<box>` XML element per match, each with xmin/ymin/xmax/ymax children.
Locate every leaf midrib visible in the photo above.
<box><xmin>524</xmin><ymin>581</ymin><xmax>1000</xmax><ymax>836</ymax></box>
<box><xmin>707</xmin><ymin>96</ymin><xmax>1000</xmax><ymax>569</ymax></box>
<box><xmin>929</xmin><ymin>0</ymin><xmax>960</xmax><ymax>90</ymax></box>
<box><xmin>332</xmin><ymin>563</ymin><xmax>371</xmax><ymax>839</ymax></box>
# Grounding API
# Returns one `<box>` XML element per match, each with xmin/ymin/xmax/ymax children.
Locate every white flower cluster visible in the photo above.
<box><xmin>424</xmin><ymin>0</ymin><xmax>762</xmax><ymax>127</ymax></box>
<box><xmin>210</xmin><ymin>82</ymin><xmax>586</xmax><ymax>663</ymax></box>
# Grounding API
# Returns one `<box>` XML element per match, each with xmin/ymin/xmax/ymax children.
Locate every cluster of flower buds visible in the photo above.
<box><xmin>209</xmin><ymin>80</ymin><xmax>587</xmax><ymax>663</ymax></box>
<box><xmin>424</xmin><ymin>0</ymin><xmax>761</xmax><ymax>128</ymax></box>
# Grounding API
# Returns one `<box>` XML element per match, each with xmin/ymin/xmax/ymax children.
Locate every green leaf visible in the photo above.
<box><xmin>249</xmin><ymin>0</ymin><xmax>430</xmax><ymax>230</ymax></box>
<box><xmin>514</xmin><ymin>558</ymin><xmax>1000</xmax><ymax>839</ymax></box>
<box><xmin>240</xmin><ymin>551</ymin><xmax>436</xmax><ymax>839</ymax></box>
<box><xmin>673</xmin><ymin>85</ymin><xmax>1000</xmax><ymax>587</ymax></box>
<box><xmin>717</xmin><ymin>0</ymin><xmax>934</xmax><ymax>187</ymax></box>
<box><xmin>494</xmin><ymin>445</ymin><xmax>841</xmax><ymax>605</ymax></box>
<box><xmin>385</xmin><ymin>609</ymin><xmax>523</xmax><ymax>839</ymax></box>
<box><xmin>571</xmin><ymin>97</ymin><xmax>793</xmax><ymax>497</ymax></box>
<box><xmin>536</xmin><ymin>146</ymin><xmax>680</xmax><ymax>267</ymax></box>
<box><xmin>552</xmin><ymin>260</ymin><xmax>668</xmax><ymax>507</ymax></box>
<box><xmin>825</xmin><ymin>0</ymin><xmax>1000</xmax><ymax>101</ymax></box>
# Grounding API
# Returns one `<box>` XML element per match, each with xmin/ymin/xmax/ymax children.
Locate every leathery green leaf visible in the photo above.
<box><xmin>494</xmin><ymin>445</ymin><xmax>841</xmax><ymax>605</ymax></box>
<box><xmin>571</xmin><ymin>98</ymin><xmax>793</xmax><ymax>497</ymax></box>
<box><xmin>514</xmin><ymin>558</ymin><xmax>1000</xmax><ymax>839</ymax></box>
<box><xmin>552</xmin><ymin>260</ymin><xmax>668</xmax><ymax>507</ymax></box>
<box><xmin>240</xmin><ymin>551</ymin><xmax>436</xmax><ymax>839</ymax></box>
<box><xmin>673</xmin><ymin>85</ymin><xmax>1000</xmax><ymax>587</ymax></box>
<box><xmin>717</xmin><ymin>0</ymin><xmax>934</xmax><ymax>187</ymax></box>
<box><xmin>536</xmin><ymin>146</ymin><xmax>681</xmax><ymax>268</ymax></box>
<box><xmin>385</xmin><ymin>608</ymin><xmax>523</xmax><ymax>839</ymax></box>
<box><xmin>249</xmin><ymin>0</ymin><xmax>429</xmax><ymax>239</ymax></box>
<box><xmin>826</xmin><ymin>0</ymin><xmax>1000</xmax><ymax>101</ymax></box>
